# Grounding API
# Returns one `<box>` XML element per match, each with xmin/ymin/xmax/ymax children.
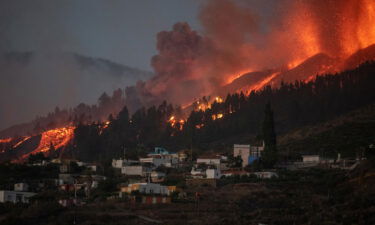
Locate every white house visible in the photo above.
<box><xmin>233</xmin><ymin>144</ymin><xmax>251</xmax><ymax>167</ymax></box>
<box><xmin>112</xmin><ymin>159</ymin><xmax>139</xmax><ymax>168</ymax></box>
<box><xmin>0</xmin><ymin>183</ymin><xmax>36</xmax><ymax>204</ymax></box>
<box><xmin>234</xmin><ymin>143</ymin><xmax>264</xmax><ymax>167</ymax></box>
<box><xmin>0</xmin><ymin>191</ymin><xmax>36</xmax><ymax>203</ymax></box>
<box><xmin>121</xmin><ymin>165</ymin><xmax>151</xmax><ymax>176</ymax></box>
<box><xmin>206</xmin><ymin>168</ymin><xmax>221</xmax><ymax>179</ymax></box>
<box><xmin>140</xmin><ymin>157</ymin><xmax>176</xmax><ymax>167</ymax></box>
<box><xmin>191</xmin><ymin>166</ymin><xmax>206</xmax><ymax>178</ymax></box>
<box><xmin>196</xmin><ymin>157</ymin><xmax>221</xmax><ymax>166</ymax></box>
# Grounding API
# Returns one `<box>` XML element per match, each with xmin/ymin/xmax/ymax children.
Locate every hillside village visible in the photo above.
<box><xmin>1</xmin><ymin>141</ymin><xmax>370</xmax><ymax>205</ymax></box>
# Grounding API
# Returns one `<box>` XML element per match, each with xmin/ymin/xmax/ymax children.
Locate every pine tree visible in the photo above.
<box><xmin>261</xmin><ymin>102</ymin><xmax>277</xmax><ymax>168</ymax></box>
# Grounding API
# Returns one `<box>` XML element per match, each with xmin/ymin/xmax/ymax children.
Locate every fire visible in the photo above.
<box><xmin>13</xmin><ymin>136</ymin><xmax>31</xmax><ymax>148</ymax></box>
<box><xmin>167</xmin><ymin>116</ymin><xmax>185</xmax><ymax>131</ymax></box>
<box><xmin>0</xmin><ymin>138</ymin><xmax>12</xmax><ymax>144</ymax></box>
<box><xmin>212</xmin><ymin>113</ymin><xmax>224</xmax><ymax>120</ymax></box>
<box><xmin>225</xmin><ymin>69</ymin><xmax>253</xmax><ymax>85</ymax></box>
<box><xmin>31</xmin><ymin>126</ymin><xmax>74</xmax><ymax>155</ymax></box>
<box><xmin>215</xmin><ymin>96</ymin><xmax>223</xmax><ymax>103</ymax></box>
<box><xmin>248</xmin><ymin>72</ymin><xmax>280</xmax><ymax>92</ymax></box>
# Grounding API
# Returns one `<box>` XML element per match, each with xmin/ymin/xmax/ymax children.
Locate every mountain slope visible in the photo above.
<box><xmin>278</xmin><ymin>104</ymin><xmax>375</xmax><ymax>158</ymax></box>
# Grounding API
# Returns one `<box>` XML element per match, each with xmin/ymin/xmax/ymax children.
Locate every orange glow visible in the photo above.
<box><xmin>215</xmin><ymin>96</ymin><xmax>223</xmax><ymax>103</ymax></box>
<box><xmin>27</xmin><ymin>126</ymin><xmax>74</xmax><ymax>156</ymax></box>
<box><xmin>212</xmin><ymin>113</ymin><xmax>224</xmax><ymax>120</ymax></box>
<box><xmin>13</xmin><ymin>136</ymin><xmax>31</xmax><ymax>148</ymax></box>
<box><xmin>195</xmin><ymin>124</ymin><xmax>204</xmax><ymax>129</ymax></box>
<box><xmin>0</xmin><ymin>138</ymin><xmax>12</xmax><ymax>144</ymax></box>
<box><xmin>287</xmin><ymin>59</ymin><xmax>304</xmax><ymax>70</ymax></box>
<box><xmin>225</xmin><ymin>69</ymin><xmax>253</xmax><ymax>85</ymax></box>
<box><xmin>247</xmin><ymin>72</ymin><xmax>280</xmax><ymax>92</ymax></box>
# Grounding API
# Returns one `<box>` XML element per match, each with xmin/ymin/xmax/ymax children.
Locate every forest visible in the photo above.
<box><xmin>71</xmin><ymin>61</ymin><xmax>375</xmax><ymax>162</ymax></box>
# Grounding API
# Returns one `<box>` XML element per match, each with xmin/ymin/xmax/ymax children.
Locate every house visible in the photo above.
<box><xmin>119</xmin><ymin>183</ymin><xmax>176</xmax><ymax>196</ymax></box>
<box><xmin>0</xmin><ymin>183</ymin><xmax>36</xmax><ymax>203</ymax></box>
<box><xmin>206</xmin><ymin>168</ymin><xmax>221</xmax><ymax>179</ymax></box>
<box><xmin>121</xmin><ymin>165</ymin><xmax>151</xmax><ymax>176</ymax></box>
<box><xmin>196</xmin><ymin>156</ymin><xmax>221</xmax><ymax>166</ymax></box>
<box><xmin>191</xmin><ymin>164</ymin><xmax>221</xmax><ymax>179</ymax></box>
<box><xmin>112</xmin><ymin>158</ymin><xmax>139</xmax><ymax>168</ymax></box>
<box><xmin>139</xmin><ymin>157</ymin><xmax>176</xmax><ymax>168</ymax></box>
<box><xmin>234</xmin><ymin>143</ymin><xmax>265</xmax><ymax>167</ymax></box>
<box><xmin>0</xmin><ymin>191</ymin><xmax>36</xmax><ymax>203</ymax></box>
<box><xmin>190</xmin><ymin>164</ymin><xmax>207</xmax><ymax>178</ymax></box>
<box><xmin>145</xmin><ymin>147</ymin><xmax>180</xmax><ymax>166</ymax></box>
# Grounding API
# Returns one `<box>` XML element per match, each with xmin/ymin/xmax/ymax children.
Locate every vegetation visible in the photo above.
<box><xmin>72</xmin><ymin>61</ymin><xmax>375</xmax><ymax>161</ymax></box>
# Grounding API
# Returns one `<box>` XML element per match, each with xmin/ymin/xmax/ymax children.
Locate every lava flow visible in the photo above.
<box><xmin>25</xmin><ymin>126</ymin><xmax>75</xmax><ymax>157</ymax></box>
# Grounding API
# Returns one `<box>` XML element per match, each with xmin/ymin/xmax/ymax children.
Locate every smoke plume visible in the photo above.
<box><xmin>126</xmin><ymin>0</ymin><xmax>375</xmax><ymax>112</ymax></box>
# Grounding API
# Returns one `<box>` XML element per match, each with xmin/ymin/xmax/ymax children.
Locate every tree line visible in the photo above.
<box><xmin>72</xmin><ymin>61</ymin><xmax>375</xmax><ymax>162</ymax></box>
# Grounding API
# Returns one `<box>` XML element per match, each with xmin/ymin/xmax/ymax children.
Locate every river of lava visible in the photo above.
<box><xmin>27</xmin><ymin>126</ymin><xmax>75</xmax><ymax>157</ymax></box>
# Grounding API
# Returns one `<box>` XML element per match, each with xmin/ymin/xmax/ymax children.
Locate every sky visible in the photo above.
<box><xmin>0</xmin><ymin>0</ymin><xmax>282</xmax><ymax>130</ymax></box>
<box><xmin>0</xmin><ymin>0</ymin><xmax>203</xmax><ymax>70</ymax></box>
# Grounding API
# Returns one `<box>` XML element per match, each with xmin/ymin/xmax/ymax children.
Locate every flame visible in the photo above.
<box><xmin>225</xmin><ymin>69</ymin><xmax>253</xmax><ymax>85</ymax></box>
<box><xmin>212</xmin><ymin>113</ymin><xmax>224</xmax><ymax>120</ymax></box>
<box><xmin>247</xmin><ymin>72</ymin><xmax>280</xmax><ymax>92</ymax></box>
<box><xmin>12</xmin><ymin>136</ymin><xmax>31</xmax><ymax>148</ymax></box>
<box><xmin>0</xmin><ymin>138</ymin><xmax>12</xmax><ymax>144</ymax></box>
<box><xmin>31</xmin><ymin>126</ymin><xmax>74</xmax><ymax>155</ymax></box>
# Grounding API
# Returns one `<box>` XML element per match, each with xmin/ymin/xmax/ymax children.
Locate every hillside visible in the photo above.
<box><xmin>278</xmin><ymin>104</ymin><xmax>375</xmax><ymax>158</ymax></box>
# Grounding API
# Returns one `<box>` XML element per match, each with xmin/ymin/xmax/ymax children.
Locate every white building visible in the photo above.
<box><xmin>139</xmin><ymin>157</ymin><xmax>176</xmax><ymax>167</ymax></box>
<box><xmin>121</xmin><ymin>165</ymin><xmax>151</xmax><ymax>176</ymax></box>
<box><xmin>233</xmin><ymin>144</ymin><xmax>251</xmax><ymax>167</ymax></box>
<box><xmin>0</xmin><ymin>191</ymin><xmax>36</xmax><ymax>203</ymax></box>
<box><xmin>112</xmin><ymin>159</ymin><xmax>139</xmax><ymax>168</ymax></box>
<box><xmin>206</xmin><ymin>168</ymin><xmax>221</xmax><ymax>179</ymax></box>
<box><xmin>196</xmin><ymin>157</ymin><xmax>221</xmax><ymax>166</ymax></box>
<box><xmin>234</xmin><ymin>143</ymin><xmax>265</xmax><ymax>167</ymax></box>
<box><xmin>0</xmin><ymin>183</ymin><xmax>36</xmax><ymax>204</ymax></box>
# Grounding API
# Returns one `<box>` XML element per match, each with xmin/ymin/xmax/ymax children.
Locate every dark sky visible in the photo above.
<box><xmin>0</xmin><ymin>0</ymin><xmax>280</xmax><ymax>130</ymax></box>
<box><xmin>0</xmin><ymin>0</ymin><xmax>203</xmax><ymax>70</ymax></box>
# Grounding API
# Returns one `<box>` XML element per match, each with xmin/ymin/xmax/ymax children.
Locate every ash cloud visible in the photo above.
<box><xmin>126</xmin><ymin>0</ymin><xmax>375</xmax><ymax>112</ymax></box>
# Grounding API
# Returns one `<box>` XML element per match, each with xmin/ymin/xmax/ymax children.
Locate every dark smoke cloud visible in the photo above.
<box><xmin>125</xmin><ymin>0</ymin><xmax>375</xmax><ymax>112</ymax></box>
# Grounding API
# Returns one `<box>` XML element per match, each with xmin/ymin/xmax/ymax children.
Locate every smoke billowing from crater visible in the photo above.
<box><xmin>125</xmin><ymin>0</ymin><xmax>375</xmax><ymax>112</ymax></box>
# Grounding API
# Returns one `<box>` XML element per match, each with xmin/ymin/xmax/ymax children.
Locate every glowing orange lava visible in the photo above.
<box><xmin>13</xmin><ymin>136</ymin><xmax>31</xmax><ymax>148</ymax></box>
<box><xmin>31</xmin><ymin>126</ymin><xmax>75</xmax><ymax>155</ymax></box>
<box><xmin>0</xmin><ymin>138</ymin><xmax>12</xmax><ymax>144</ymax></box>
